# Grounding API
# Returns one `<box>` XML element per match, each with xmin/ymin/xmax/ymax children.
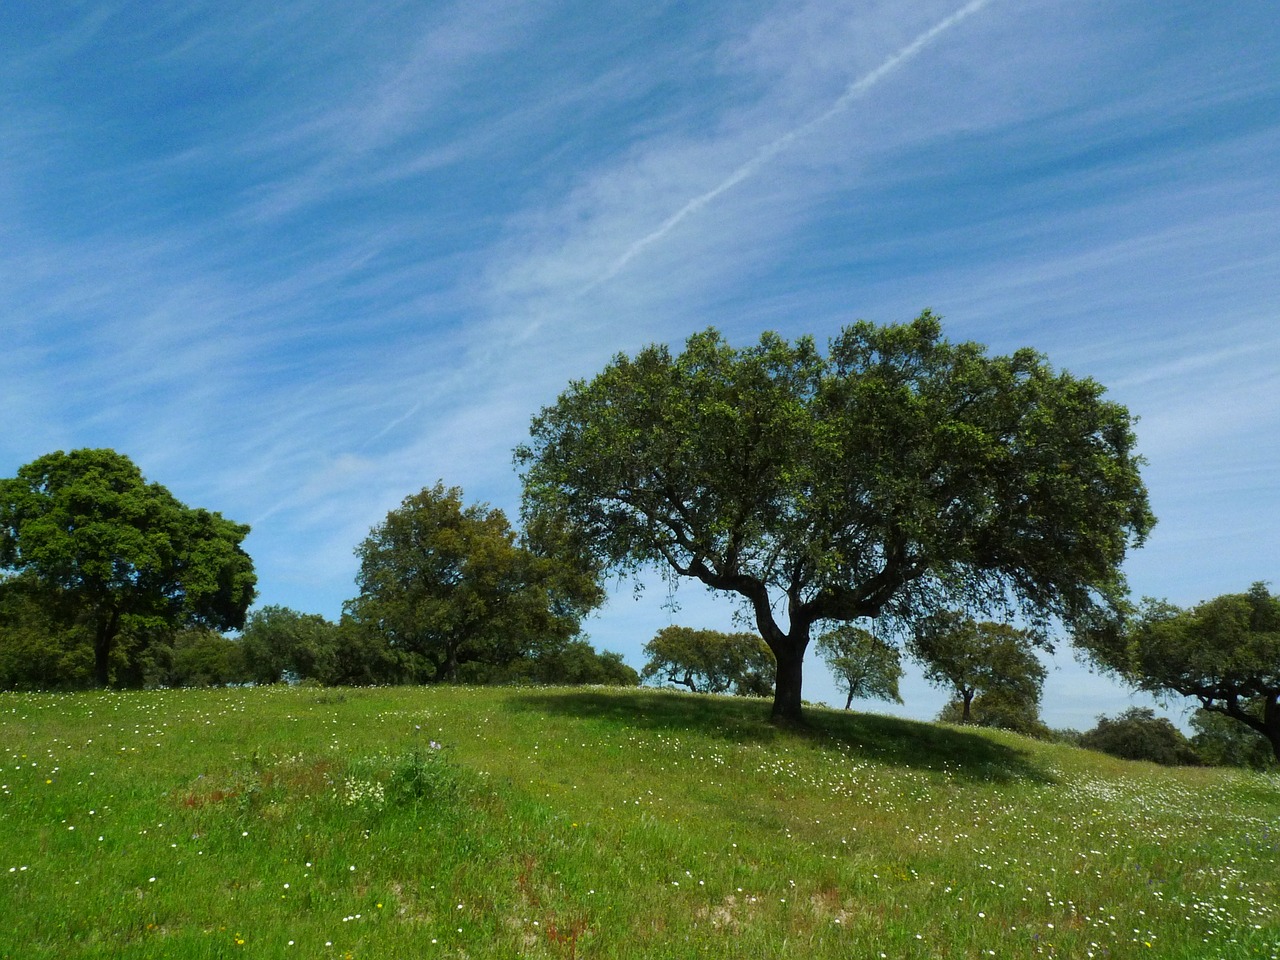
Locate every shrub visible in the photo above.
<box><xmin>1079</xmin><ymin>707</ymin><xmax>1201</xmax><ymax>765</ymax></box>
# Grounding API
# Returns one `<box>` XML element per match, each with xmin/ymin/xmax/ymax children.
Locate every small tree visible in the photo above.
<box><xmin>909</xmin><ymin>612</ymin><xmax>1046</xmax><ymax>724</ymax></box>
<box><xmin>0</xmin><ymin>449</ymin><xmax>256</xmax><ymax>687</ymax></box>
<box><xmin>345</xmin><ymin>482</ymin><xmax>601</xmax><ymax>683</ymax></box>
<box><xmin>814</xmin><ymin>624</ymin><xmax>902</xmax><ymax>709</ymax></box>
<box><xmin>641</xmin><ymin>626</ymin><xmax>776</xmax><ymax>696</ymax></box>
<box><xmin>517</xmin><ymin>314</ymin><xmax>1153</xmax><ymax>721</ymax></box>
<box><xmin>169</xmin><ymin>628</ymin><xmax>249</xmax><ymax>687</ymax></box>
<box><xmin>239</xmin><ymin>605</ymin><xmax>338</xmax><ymax>684</ymax></box>
<box><xmin>1078</xmin><ymin>583</ymin><xmax>1280</xmax><ymax>762</ymax></box>
<box><xmin>1079</xmin><ymin>708</ymin><xmax>1201</xmax><ymax>766</ymax></box>
<box><xmin>937</xmin><ymin>687</ymin><xmax>1051</xmax><ymax>737</ymax></box>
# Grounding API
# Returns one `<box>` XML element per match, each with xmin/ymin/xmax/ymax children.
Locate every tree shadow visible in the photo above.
<box><xmin>506</xmin><ymin>688</ymin><xmax>1054</xmax><ymax>785</ymax></box>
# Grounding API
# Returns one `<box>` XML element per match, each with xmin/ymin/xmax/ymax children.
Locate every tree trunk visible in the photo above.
<box><xmin>771</xmin><ymin>639</ymin><xmax>805</xmax><ymax>723</ymax></box>
<box><xmin>844</xmin><ymin>689</ymin><xmax>854</xmax><ymax>711</ymax></box>
<box><xmin>93</xmin><ymin>608</ymin><xmax>120</xmax><ymax>688</ymax></box>
<box><xmin>961</xmin><ymin>688</ymin><xmax>975</xmax><ymax>723</ymax></box>
<box><xmin>1259</xmin><ymin>695</ymin><xmax>1280</xmax><ymax>764</ymax></box>
<box><xmin>1223</xmin><ymin>694</ymin><xmax>1280</xmax><ymax>763</ymax></box>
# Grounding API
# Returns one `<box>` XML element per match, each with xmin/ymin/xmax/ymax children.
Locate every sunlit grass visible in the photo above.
<box><xmin>2</xmin><ymin>685</ymin><xmax>1277</xmax><ymax>958</ymax></box>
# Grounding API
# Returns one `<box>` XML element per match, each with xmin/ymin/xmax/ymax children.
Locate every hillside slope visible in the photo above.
<box><xmin>2</xmin><ymin>685</ymin><xmax>1277</xmax><ymax>958</ymax></box>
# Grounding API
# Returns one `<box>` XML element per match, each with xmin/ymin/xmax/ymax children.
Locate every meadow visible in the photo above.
<box><xmin>1</xmin><ymin>685</ymin><xmax>1276</xmax><ymax>959</ymax></box>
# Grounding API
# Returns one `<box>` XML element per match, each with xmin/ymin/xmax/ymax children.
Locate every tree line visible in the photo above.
<box><xmin>3</xmin><ymin>313</ymin><xmax>1277</xmax><ymax>762</ymax></box>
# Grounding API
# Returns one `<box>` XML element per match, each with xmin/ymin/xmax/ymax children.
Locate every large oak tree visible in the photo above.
<box><xmin>517</xmin><ymin>313</ymin><xmax>1154</xmax><ymax>721</ymax></box>
<box><xmin>0</xmin><ymin>449</ymin><xmax>256</xmax><ymax>687</ymax></box>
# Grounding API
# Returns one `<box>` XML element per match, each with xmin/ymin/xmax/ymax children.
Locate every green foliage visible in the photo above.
<box><xmin>454</xmin><ymin>638</ymin><xmax>639</xmax><ymax>687</ymax></box>
<box><xmin>814</xmin><ymin>624</ymin><xmax>903</xmax><ymax>709</ymax></box>
<box><xmin>238</xmin><ymin>604</ymin><xmax>339</xmax><ymax>684</ymax></box>
<box><xmin>0</xmin><ymin>574</ymin><xmax>93</xmax><ymax>689</ymax></box>
<box><xmin>1190</xmin><ymin>704</ymin><xmax>1276</xmax><ymax>770</ymax></box>
<box><xmin>0</xmin><ymin>449</ymin><xmax>256</xmax><ymax>688</ymax></box>
<box><xmin>345</xmin><ymin>482</ymin><xmax>601</xmax><ymax>683</ymax></box>
<box><xmin>1079</xmin><ymin>707</ymin><xmax>1202</xmax><ymax>766</ymax></box>
<box><xmin>516</xmin><ymin>638</ymin><xmax>640</xmax><ymax>686</ymax></box>
<box><xmin>640</xmin><ymin>625</ymin><xmax>776</xmax><ymax>695</ymax></box>
<box><xmin>937</xmin><ymin>688</ymin><xmax>1052</xmax><ymax>738</ymax></box>
<box><xmin>168</xmin><ymin>627</ymin><xmax>249</xmax><ymax>687</ymax></box>
<box><xmin>1080</xmin><ymin>583</ymin><xmax>1280</xmax><ymax>762</ymax></box>
<box><xmin>517</xmin><ymin>313</ymin><xmax>1153</xmax><ymax>720</ymax></box>
<box><xmin>909</xmin><ymin>612</ymin><xmax>1047</xmax><ymax>724</ymax></box>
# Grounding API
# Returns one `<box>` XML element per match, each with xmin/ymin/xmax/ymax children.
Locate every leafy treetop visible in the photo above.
<box><xmin>813</xmin><ymin>624</ymin><xmax>903</xmax><ymax>710</ymax></box>
<box><xmin>640</xmin><ymin>625</ymin><xmax>775</xmax><ymax>696</ymax></box>
<box><xmin>0</xmin><ymin>449</ymin><xmax>256</xmax><ymax>687</ymax></box>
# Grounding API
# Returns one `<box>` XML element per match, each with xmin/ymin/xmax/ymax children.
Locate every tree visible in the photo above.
<box><xmin>0</xmin><ymin>449</ymin><xmax>257</xmax><ymax>687</ymax></box>
<box><xmin>936</xmin><ymin>688</ymin><xmax>1051</xmax><ymax>738</ymax></box>
<box><xmin>640</xmin><ymin>626</ymin><xmax>776</xmax><ymax>696</ymax></box>
<box><xmin>1079</xmin><ymin>707</ymin><xmax>1201</xmax><ymax>766</ymax></box>
<box><xmin>345</xmin><ymin>482</ymin><xmax>601</xmax><ymax>683</ymax></box>
<box><xmin>471</xmin><ymin>638</ymin><xmax>641</xmax><ymax>687</ymax></box>
<box><xmin>814</xmin><ymin>624</ymin><xmax>903</xmax><ymax>710</ymax></box>
<box><xmin>1079</xmin><ymin>584</ymin><xmax>1280</xmax><ymax>762</ymax></box>
<box><xmin>1189</xmin><ymin>705</ymin><xmax>1275</xmax><ymax>771</ymax></box>
<box><xmin>239</xmin><ymin>605</ymin><xmax>339</xmax><ymax>684</ymax></box>
<box><xmin>168</xmin><ymin>627</ymin><xmax>249</xmax><ymax>687</ymax></box>
<box><xmin>517</xmin><ymin>314</ymin><xmax>1153</xmax><ymax>721</ymax></box>
<box><xmin>909</xmin><ymin>612</ymin><xmax>1047</xmax><ymax>724</ymax></box>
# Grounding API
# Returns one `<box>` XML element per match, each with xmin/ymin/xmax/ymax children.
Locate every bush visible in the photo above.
<box><xmin>1079</xmin><ymin>707</ymin><xmax>1201</xmax><ymax>765</ymax></box>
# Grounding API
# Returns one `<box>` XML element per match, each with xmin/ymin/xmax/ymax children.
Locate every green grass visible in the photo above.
<box><xmin>2</xmin><ymin>685</ymin><xmax>1277</xmax><ymax>959</ymax></box>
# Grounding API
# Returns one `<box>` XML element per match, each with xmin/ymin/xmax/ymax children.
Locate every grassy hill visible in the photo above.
<box><xmin>2</xmin><ymin>685</ymin><xmax>1277</xmax><ymax>959</ymax></box>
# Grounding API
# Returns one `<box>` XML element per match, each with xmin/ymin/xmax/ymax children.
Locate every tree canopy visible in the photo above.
<box><xmin>1079</xmin><ymin>583</ymin><xmax>1280</xmax><ymax>762</ymax></box>
<box><xmin>238</xmin><ymin>605</ymin><xmax>339</xmax><ymax>685</ymax></box>
<box><xmin>1078</xmin><ymin>707</ymin><xmax>1201</xmax><ymax>766</ymax></box>
<box><xmin>813</xmin><ymin>624</ymin><xmax>903</xmax><ymax>710</ymax></box>
<box><xmin>0</xmin><ymin>449</ymin><xmax>256</xmax><ymax>687</ymax></box>
<box><xmin>344</xmin><ymin>482</ymin><xmax>602</xmax><ymax>683</ymax></box>
<box><xmin>640</xmin><ymin>626</ymin><xmax>776</xmax><ymax>696</ymax></box>
<box><xmin>517</xmin><ymin>313</ymin><xmax>1153</xmax><ymax>720</ymax></box>
<box><xmin>909</xmin><ymin>612</ymin><xmax>1047</xmax><ymax>725</ymax></box>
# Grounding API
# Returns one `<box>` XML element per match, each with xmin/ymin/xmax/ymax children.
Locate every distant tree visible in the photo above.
<box><xmin>239</xmin><ymin>605</ymin><xmax>338</xmax><ymax>684</ymax></box>
<box><xmin>1078</xmin><ymin>584</ymin><xmax>1280</xmax><ymax>762</ymax></box>
<box><xmin>169</xmin><ymin>628</ymin><xmax>248</xmax><ymax>687</ymax></box>
<box><xmin>814</xmin><ymin>624</ymin><xmax>903</xmax><ymax>710</ymax></box>
<box><xmin>517</xmin><ymin>314</ymin><xmax>1154</xmax><ymax>721</ymax></box>
<box><xmin>326</xmin><ymin>615</ymin><xmax>400</xmax><ymax>686</ymax></box>
<box><xmin>345</xmin><ymin>483</ymin><xmax>601</xmax><ymax>683</ymax></box>
<box><xmin>0</xmin><ymin>449</ymin><xmax>256</xmax><ymax>687</ymax></box>
<box><xmin>518</xmin><ymin>638</ymin><xmax>639</xmax><ymax>686</ymax></box>
<box><xmin>909</xmin><ymin>612</ymin><xmax>1046</xmax><ymax>724</ymax></box>
<box><xmin>640</xmin><ymin>626</ymin><xmax>775</xmax><ymax>696</ymax></box>
<box><xmin>937</xmin><ymin>687</ymin><xmax>1051</xmax><ymax>738</ymax></box>
<box><xmin>463</xmin><ymin>638</ymin><xmax>641</xmax><ymax>687</ymax></box>
<box><xmin>1079</xmin><ymin>707</ymin><xmax>1201</xmax><ymax>766</ymax></box>
<box><xmin>1189</xmin><ymin>704</ymin><xmax>1275</xmax><ymax>771</ymax></box>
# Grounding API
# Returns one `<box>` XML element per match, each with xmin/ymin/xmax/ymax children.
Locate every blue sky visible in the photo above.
<box><xmin>3</xmin><ymin>0</ymin><xmax>1277</xmax><ymax>728</ymax></box>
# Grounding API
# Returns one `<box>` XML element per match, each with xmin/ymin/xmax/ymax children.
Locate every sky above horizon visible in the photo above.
<box><xmin>3</xmin><ymin>0</ymin><xmax>1277</xmax><ymax>729</ymax></box>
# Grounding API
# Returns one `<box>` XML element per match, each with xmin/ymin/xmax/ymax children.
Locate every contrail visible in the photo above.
<box><xmin>587</xmin><ymin>0</ymin><xmax>994</xmax><ymax>289</ymax></box>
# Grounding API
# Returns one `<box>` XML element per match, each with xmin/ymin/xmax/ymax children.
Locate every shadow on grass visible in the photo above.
<box><xmin>507</xmin><ymin>688</ymin><xmax>1053</xmax><ymax>785</ymax></box>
